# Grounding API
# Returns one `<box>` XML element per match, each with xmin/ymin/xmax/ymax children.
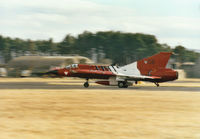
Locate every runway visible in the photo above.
<box><xmin>0</xmin><ymin>78</ymin><xmax>200</xmax><ymax>92</ymax></box>
<box><xmin>0</xmin><ymin>78</ymin><xmax>200</xmax><ymax>139</ymax></box>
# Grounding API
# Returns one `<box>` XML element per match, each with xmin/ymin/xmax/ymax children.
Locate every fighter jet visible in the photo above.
<box><xmin>46</xmin><ymin>52</ymin><xmax>178</xmax><ymax>88</ymax></box>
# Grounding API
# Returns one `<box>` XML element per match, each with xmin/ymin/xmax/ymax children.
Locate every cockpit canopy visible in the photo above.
<box><xmin>65</xmin><ymin>64</ymin><xmax>78</xmax><ymax>69</ymax></box>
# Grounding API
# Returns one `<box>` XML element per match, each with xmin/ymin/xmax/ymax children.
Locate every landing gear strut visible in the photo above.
<box><xmin>154</xmin><ymin>82</ymin><xmax>159</xmax><ymax>87</ymax></box>
<box><xmin>84</xmin><ymin>79</ymin><xmax>89</xmax><ymax>88</ymax></box>
<box><xmin>118</xmin><ymin>81</ymin><xmax>128</xmax><ymax>88</ymax></box>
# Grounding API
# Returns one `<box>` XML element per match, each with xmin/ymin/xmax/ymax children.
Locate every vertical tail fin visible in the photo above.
<box><xmin>137</xmin><ymin>52</ymin><xmax>172</xmax><ymax>75</ymax></box>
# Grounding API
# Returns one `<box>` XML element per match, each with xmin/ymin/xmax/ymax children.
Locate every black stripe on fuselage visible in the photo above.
<box><xmin>111</xmin><ymin>66</ymin><xmax>117</xmax><ymax>72</ymax></box>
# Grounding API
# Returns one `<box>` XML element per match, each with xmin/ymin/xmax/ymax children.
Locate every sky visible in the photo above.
<box><xmin>0</xmin><ymin>0</ymin><xmax>200</xmax><ymax>49</ymax></box>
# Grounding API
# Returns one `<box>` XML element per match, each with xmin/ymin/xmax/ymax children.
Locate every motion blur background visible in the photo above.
<box><xmin>1</xmin><ymin>1</ymin><xmax>200</xmax><ymax>139</ymax></box>
<box><xmin>0</xmin><ymin>0</ymin><xmax>200</xmax><ymax>78</ymax></box>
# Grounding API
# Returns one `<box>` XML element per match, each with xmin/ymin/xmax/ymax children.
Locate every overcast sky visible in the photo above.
<box><xmin>0</xmin><ymin>0</ymin><xmax>200</xmax><ymax>49</ymax></box>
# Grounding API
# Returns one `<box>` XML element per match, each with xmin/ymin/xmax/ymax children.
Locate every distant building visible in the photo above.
<box><xmin>180</xmin><ymin>62</ymin><xmax>195</xmax><ymax>78</ymax></box>
<box><xmin>167</xmin><ymin>58</ymin><xmax>187</xmax><ymax>79</ymax></box>
<box><xmin>193</xmin><ymin>57</ymin><xmax>200</xmax><ymax>78</ymax></box>
<box><xmin>167</xmin><ymin>58</ymin><xmax>176</xmax><ymax>69</ymax></box>
<box><xmin>0</xmin><ymin>53</ymin><xmax>6</xmax><ymax>76</ymax></box>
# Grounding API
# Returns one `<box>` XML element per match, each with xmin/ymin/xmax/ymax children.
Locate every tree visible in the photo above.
<box><xmin>0</xmin><ymin>32</ymin><xmax>198</xmax><ymax>64</ymax></box>
<box><xmin>57</xmin><ymin>34</ymin><xmax>75</xmax><ymax>54</ymax></box>
<box><xmin>27</xmin><ymin>40</ymin><xmax>37</xmax><ymax>54</ymax></box>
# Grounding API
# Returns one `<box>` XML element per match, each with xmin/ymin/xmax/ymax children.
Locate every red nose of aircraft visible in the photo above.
<box><xmin>46</xmin><ymin>68</ymin><xmax>73</xmax><ymax>77</ymax></box>
<box><xmin>46</xmin><ymin>69</ymin><xmax>59</xmax><ymax>76</ymax></box>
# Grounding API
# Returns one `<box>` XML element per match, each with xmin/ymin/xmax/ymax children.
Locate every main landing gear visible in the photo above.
<box><xmin>118</xmin><ymin>81</ymin><xmax>128</xmax><ymax>88</ymax></box>
<box><xmin>154</xmin><ymin>82</ymin><xmax>159</xmax><ymax>87</ymax></box>
<box><xmin>84</xmin><ymin>79</ymin><xmax>89</xmax><ymax>88</ymax></box>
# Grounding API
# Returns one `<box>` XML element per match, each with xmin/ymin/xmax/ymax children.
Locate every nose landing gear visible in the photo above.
<box><xmin>84</xmin><ymin>79</ymin><xmax>89</xmax><ymax>88</ymax></box>
<box><xmin>154</xmin><ymin>82</ymin><xmax>159</xmax><ymax>87</ymax></box>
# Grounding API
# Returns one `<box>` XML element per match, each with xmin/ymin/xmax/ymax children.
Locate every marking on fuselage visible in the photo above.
<box><xmin>64</xmin><ymin>72</ymin><xmax>68</xmax><ymax>75</ymax></box>
<box><xmin>111</xmin><ymin>66</ymin><xmax>117</xmax><ymax>73</ymax></box>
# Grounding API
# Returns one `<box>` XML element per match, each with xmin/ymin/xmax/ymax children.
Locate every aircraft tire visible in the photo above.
<box><xmin>118</xmin><ymin>82</ymin><xmax>124</xmax><ymax>88</ymax></box>
<box><xmin>118</xmin><ymin>81</ymin><xmax>128</xmax><ymax>88</ymax></box>
<box><xmin>155</xmin><ymin>82</ymin><xmax>159</xmax><ymax>87</ymax></box>
<box><xmin>124</xmin><ymin>84</ymin><xmax>128</xmax><ymax>88</ymax></box>
<box><xmin>84</xmin><ymin>82</ymin><xmax>89</xmax><ymax>88</ymax></box>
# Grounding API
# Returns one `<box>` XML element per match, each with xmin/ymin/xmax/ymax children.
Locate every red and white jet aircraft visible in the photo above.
<box><xmin>47</xmin><ymin>52</ymin><xmax>178</xmax><ymax>88</ymax></box>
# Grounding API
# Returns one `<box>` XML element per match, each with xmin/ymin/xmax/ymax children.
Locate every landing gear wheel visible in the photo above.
<box><xmin>124</xmin><ymin>84</ymin><xmax>128</xmax><ymax>88</ymax></box>
<box><xmin>118</xmin><ymin>81</ymin><xmax>128</xmax><ymax>88</ymax></box>
<box><xmin>155</xmin><ymin>82</ymin><xmax>159</xmax><ymax>87</ymax></box>
<box><xmin>84</xmin><ymin>82</ymin><xmax>89</xmax><ymax>88</ymax></box>
<box><xmin>118</xmin><ymin>82</ymin><xmax>124</xmax><ymax>88</ymax></box>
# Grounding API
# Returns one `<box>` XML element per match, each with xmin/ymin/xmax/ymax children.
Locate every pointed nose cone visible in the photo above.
<box><xmin>46</xmin><ymin>70</ymin><xmax>59</xmax><ymax>76</ymax></box>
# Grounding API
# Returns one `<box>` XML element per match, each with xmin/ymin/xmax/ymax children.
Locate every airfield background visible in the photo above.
<box><xmin>0</xmin><ymin>31</ymin><xmax>199</xmax><ymax>77</ymax></box>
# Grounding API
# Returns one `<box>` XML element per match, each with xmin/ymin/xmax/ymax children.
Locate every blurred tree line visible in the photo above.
<box><xmin>0</xmin><ymin>31</ymin><xmax>199</xmax><ymax>65</ymax></box>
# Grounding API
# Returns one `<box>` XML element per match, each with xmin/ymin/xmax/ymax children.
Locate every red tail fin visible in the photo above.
<box><xmin>137</xmin><ymin>52</ymin><xmax>172</xmax><ymax>75</ymax></box>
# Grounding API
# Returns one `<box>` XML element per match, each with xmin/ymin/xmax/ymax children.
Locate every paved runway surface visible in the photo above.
<box><xmin>0</xmin><ymin>79</ymin><xmax>200</xmax><ymax>92</ymax></box>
